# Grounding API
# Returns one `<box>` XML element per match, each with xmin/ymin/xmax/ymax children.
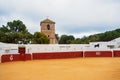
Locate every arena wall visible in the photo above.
<box><xmin>1</xmin><ymin>54</ymin><xmax>32</xmax><ymax>63</ymax></box>
<box><xmin>0</xmin><ymin>44</ymin><xmax>120</xmax><ymax>63</ymax></box>
<box><xmin>113</xmin><ymin>50</ymin><xmax>120</xmax><ymax>57</ymax></box>
<box><xmin>32</xmin><ymin>51</ymin><xmax>83</xmax><ymax>60</ymax></box>
<box><xmin>1</xmin><ymin>54</ymin><xmax>20</xmax><ymax>63</ymax></box>
<box><xmin>0</xmin><ymin>54</ymin><xmax>1</xmax><ymax>63</ymax></box>
<box><xmin>84</xmin><ymin>51</ymin><xmax>112</xmax><ymax>57</ymax></box>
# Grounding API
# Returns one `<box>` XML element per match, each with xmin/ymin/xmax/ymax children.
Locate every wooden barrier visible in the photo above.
<box><xmin>18</xmin><ymin>46</ymin><xmax>26</xmax><ymax>53</ymax></box>
<box><xmin>19</xmin><ymin>46</ymin><xmax>26</xmax><ymax>61</ymax></box>
<box><xmin>84</xmin><ymin>51</ymin><xmax>112</xmax><ymax>57</ymax></box>
<box><xmin>1</xmin><ymin>54</ymin><xmax>20</xmax><ymax>63</ymax></box>
<box><xmin>114</xmin><ymin>50</ymin><xmax>120</xmax><ymax>57</ymax></box>
<box><xmin>0</xmin><ymin>54</ymin><xmax>1</xmax><ymax>63</ymax></box>
<box><xmin>1</xmin><ymin>54</ymin><xmax>31</xmax><ymax>63</ymax></box>
<box><xmin>25</xmin><ymin>54</ymin><xmax>32</xmax><ymax>60</ymax></box>
<box><xmin>1</xmin><ymin>49</ymin><xmax>120</xmax><ymax>63</ymax></box>
<box><xmin>32</xmin><ymin>51</ymin><xmax>83</xmax><ymax>60</ymax></box>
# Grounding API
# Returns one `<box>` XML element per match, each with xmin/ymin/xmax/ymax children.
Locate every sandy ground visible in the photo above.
<box><xmin>0</xmin><ymin>58</ymin><xmax>120</xmax><ymax>80</ymax></box>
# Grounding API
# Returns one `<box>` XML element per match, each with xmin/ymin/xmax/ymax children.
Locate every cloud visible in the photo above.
<box><xmin>0</xmin><ymin>0</ymin><xmax>120</xmax><ymax>38</ymax></box>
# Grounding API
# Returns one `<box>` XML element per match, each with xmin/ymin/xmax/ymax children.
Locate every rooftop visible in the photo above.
<box><xmin>40</xmin><ymin>18</ymin><xmax>55</xmax><ymax>24</ymax></box>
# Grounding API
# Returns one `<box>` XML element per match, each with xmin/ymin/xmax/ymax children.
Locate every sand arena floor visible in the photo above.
<box><xmin>0</xmin><ymin>58</ymin><xmax>120</xmax><ymax>80</ymax></box>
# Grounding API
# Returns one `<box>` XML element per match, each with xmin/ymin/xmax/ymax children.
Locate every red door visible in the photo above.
<box><xmin>18</xmin><ymin>46</ymin><xmax>26</xmax><ymax>61</ymax></box>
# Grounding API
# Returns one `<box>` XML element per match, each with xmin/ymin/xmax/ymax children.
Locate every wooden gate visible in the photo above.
<box><xmin>18</xmin><ymin>46</ymin><xmax>26</xmax><ymax>61</ymax></box>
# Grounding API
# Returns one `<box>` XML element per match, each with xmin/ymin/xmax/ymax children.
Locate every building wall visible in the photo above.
<box><xmin>40</xmin><ymin>21</ymin><xmax>57</xmax><ymax>44</ymax></box>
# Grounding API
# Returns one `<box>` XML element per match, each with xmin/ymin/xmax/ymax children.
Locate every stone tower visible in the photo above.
<box><xmin>40</xmin><ymin>18</ymin><xmax>57</xmax><ymax>44</ymax></box>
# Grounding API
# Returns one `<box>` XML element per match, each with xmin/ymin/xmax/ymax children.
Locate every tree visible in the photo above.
<box><xmin>71</xmin><ymin>38</ymin><xmax>81</xmax><ymax>44</ymax></box>
<box><xmin>0</xmin><ymin>25</ymin><xmax>9</xmax><ymax>32</ymax></box>
<box><xmin>59</xmin><ymin>35</ymin><xmax>75</xmax><ymax>44</ymax></box>
<box><xmin>77</xmin><ymin>28</ymin><xmax>120</xmax><ymax>43</ymax></box>
<box><xmin>33</xmin><ymin>32</ymin><xmax>49</xmax><ymax>44</ymax></box>
<box><xmin>7</xmin><ymin>20</ymin><xmax>27</xmax><ymax>33</ymax></box>
<box><xmin>55</xmin><ymin>34</ymin><xmax>59</xmax><ymax>41</ymax></box>
<box><xmin>0</xmin><ymin>20</ymin><xmax>32</xmax><ymax>44</ymax></box>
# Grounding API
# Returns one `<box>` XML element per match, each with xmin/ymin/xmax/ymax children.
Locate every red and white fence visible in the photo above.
<box><xmin>0</xmin><ymin>44</ymin><xmax>120</xmax><ymax>63</ymax></box>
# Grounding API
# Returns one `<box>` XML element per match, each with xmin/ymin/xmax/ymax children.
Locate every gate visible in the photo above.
<box><xmin>18</xmin><ymin>46</ymin><xmax>26</xmax><ymax>61</ymax></box>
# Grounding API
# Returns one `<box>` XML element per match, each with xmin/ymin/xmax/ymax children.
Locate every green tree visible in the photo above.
<box><xmin>0</xmin><ymin>25</ymin><xmax>9</xmax><ymax>32</ymax></box>
<box><xmin>0</xmin><ymin>20</ymin><xmax>32</xmax><ymax>44</ymax></box>
<box><xmin>59</xmin><ymin>35</ymin><xmax>75</xmax><ymax>44</ymax></box>
<box><xmin>7</xmin><ymin>20</ymin><xmax>27</xmax><ymax>33</ymax></box>
<box><xmin>71</xmin><ymin>38</ymin><xmax>81</xmax><ymax>44</ymax></box>
<box><xmin>55</xmin><ymin>34</ymin><xmax>59</xmax><ymax>41</ymax></box>
<box><xmin>33</xmin><ymin>32</ymin><xmax>49</xmax><ymax>44</ymax></box>
<box><xmin>78</xmin><ymin>28</ymin><xmax>120</xmax><ymax>43</ymax></box>
<box><xmin>59</xmin><ymin>35</ymin><xmax>67</xmax><ymax>44</ymax></box>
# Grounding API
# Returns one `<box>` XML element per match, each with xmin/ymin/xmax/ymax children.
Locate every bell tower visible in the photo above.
<box><xmin>40</xmin><ymin>18</ymin><xmax>57</xmax><ymax>44</ymax></box>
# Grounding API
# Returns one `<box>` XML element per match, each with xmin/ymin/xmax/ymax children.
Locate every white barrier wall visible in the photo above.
<box><xmin>89</xmin><ymin>42</ymin><xmax>117</xmax><ymax>49</ymax></box>
<box><xmin>0</xmin><ymin>42</ymin><xmax>119</xmax><ymax>54</ymax></box>
<box><xmin>0</xmin><ymin>44</ymin><xmax>18</xmax><ymax>54</ymax></box>
<box><xmin>25</xmin><ymin>44</ymin><xmax>84</xmax><ymax>53</ymax></box>
<box><xmin>25</xmin><ymin>44</ymin><xmax>113</xmax><ymax>53</ymax></box>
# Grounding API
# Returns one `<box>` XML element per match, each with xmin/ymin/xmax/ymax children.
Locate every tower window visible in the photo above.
<box><xmin>48</xmin><ymin>35</ymin><xmax>49</xmax><ymax>37</ymax></box>
<box><xmin>47</xmin><ymin>24</ymin><xmax>50</xmax><ymax>30</ymax></box>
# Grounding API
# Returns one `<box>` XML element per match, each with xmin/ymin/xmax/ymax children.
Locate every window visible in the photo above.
<box><xmin>47</xmin><ymin>24</ymin><xmax>50</xmax><ymax>30</ymax></box>
<box><xmin>48</xmin><ymin>35</ymin><xmax>49</xmax><ymax>37</ymax></box>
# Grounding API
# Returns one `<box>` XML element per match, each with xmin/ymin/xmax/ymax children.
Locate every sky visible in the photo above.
<box><xmin>0</xmin><ymin>0</ymin><xmax>120</xmax><ymax>38</ymax></box>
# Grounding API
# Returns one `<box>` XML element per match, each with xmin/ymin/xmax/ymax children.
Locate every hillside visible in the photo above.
<box><xmin>79</xmin><ymin>28</ymin><xmax>120</xmax><ymax>44</ymax></box>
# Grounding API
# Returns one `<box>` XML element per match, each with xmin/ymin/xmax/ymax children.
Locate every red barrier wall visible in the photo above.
<box><xmin>2</xmin><ymin>50</ymin><xmax>120</xmax><ymax>63</ymax></box>
<box><xmin>1</xmin><ymin>54</ymin><xmax>31</xmax><ymax>63</ymax></box>
<box><xmin>114</xmin><ymin>50</ymin><xmax>120</xmax><ymax>57</ymax></box>
<box><xmin>1</xmin><ymin>54</ymin><xmax>20</xmax><ymax>63</ymax></box>
<box><xmin>84</xmin><ymin>51</ymin><xmax>112</xmax><ymax>57</ymax></box>
<box><xmin>25</xmin><ymin>54</ymin><xmax>32</xmax><ymax>60</ymax></box>
<box><xmin>32</xmin><ymin>51</ymin><xmax>83</xmax><ymax>60</ymax></box>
